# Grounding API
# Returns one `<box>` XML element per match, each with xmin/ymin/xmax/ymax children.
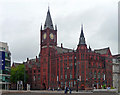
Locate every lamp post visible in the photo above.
<box><xmin>76</xmin><ymin>62</ymin><xmax>80</xmax><ymax>92</ymax></box>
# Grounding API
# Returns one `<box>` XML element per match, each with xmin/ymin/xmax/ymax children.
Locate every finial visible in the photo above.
<box><xmin>48</xmin><ymin>3</ymin><xmax>50</xmax><ymax>11</ymax></box>
<box><xmin>55</xmin><ymin>24</ymin><xmax>57</xmax><ymax>30</ymax></box>
<box><xmin>44</xmin><ymin>5</ymin><xmax>54</xmax><ymax>30</ymax></box>
<box><xmin>61</xmin><ymin>43</ymin><xmax>63</xmax><ymax>48</ymax></box>
<box><xmin>41</xmin><ymin>23</ymin><xmax>42</xmax><ymax>30</ymax></box>
<box><xmin>81</xmin><ymin>24</ymin><xmax>83</xmax><ymax>30</ymax></box>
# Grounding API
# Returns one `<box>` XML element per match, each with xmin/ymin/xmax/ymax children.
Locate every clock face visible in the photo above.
<box><xmin>50</xmin><ymin>33</ymin><xmax>54</xmax><ymax>39</ymax></box>
<box><xmin>43</xmin><ymin>33</ymin><xmax>46</xmax><ymax>39</ymax></box>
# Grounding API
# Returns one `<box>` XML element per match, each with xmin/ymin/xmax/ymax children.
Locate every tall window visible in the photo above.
<box><xmin>61</xmin><ymin>75</ymin><xmax>63</xmax><ymax>79</ymax></box>
<box><xmin>69</xmin><ymin>82</ymin><xmax>71</xmax><ymax>87</ymax></box>
<box><xmin>65</xmin><ymin>75</ymin><xmax>67</xmax><ymax>79</ymax></box>
<box><xmin>65</xmin><ymin>82</ymin><xmax>66</xmax><ymax>87</ymax></box>
<box><xmin>61</xmin><ymin>82</ymin><xmax>63</xmax><ymax>87</ymax></box>
<box><xmin>98</xmin><ymin>71</ymin><xmax>100</xmax><ymax>79</ymax></box>
<box><xmin>74</xmin><ymin>81</ymin><xmax>76</xmax><ymax>85</ymax></box>
<box><xmin>70</xmin><ymin>74</ymin><xmax>72</xmax><ymax>79</ymax></box>
<box><xmin>94</xmin><ymin>71</ymin><xmax>96</xmax><ymax>79</ymax></box>
<box><xmin>71</xmin><ymin>82</ymin><xmax>73</xmax><ymax>87</ymax></box>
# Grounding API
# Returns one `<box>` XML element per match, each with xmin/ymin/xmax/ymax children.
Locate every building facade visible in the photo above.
<box><xmin>113</xmin><ymin>54</ymin><xmax>120</xmax><ymax>92</ymax></box>
<box><xmin>25</xmin><ymin>8</ymin><xmax>113</xmax><ymax>90</ymax></box>
<box><xmin>25</xmin><ymin>57</ymin><xmax>40</xmax><ymax>90</ymax></box>
<box><xmin>0</xmin><ymin>42</ymin><xmax>11</xmax><ymax>90</ymax></box>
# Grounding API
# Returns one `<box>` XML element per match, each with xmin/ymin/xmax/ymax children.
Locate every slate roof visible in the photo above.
<box><xmin>25</xmin><ymin>58</ymin><xmax>40</xmax><ymax>69</ymax></box>
<box><xmin>94</xmin><ymin>47</ymin><xmax>109</xmax><ymax>55</ymax></box>
<box><xmin>44</xmin><ymin>8</ymin><xmax>54</xmax><ymax>30</ymax></box>
<box><xmin>55</xmin><ymin>46</ymin><xmax>73</xmax><ymax>54</ymax></box>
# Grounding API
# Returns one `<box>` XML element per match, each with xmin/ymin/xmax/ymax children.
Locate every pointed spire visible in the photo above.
<box><xmin>78</xmin><ymin>24</ymin><xmax>86</xmax><ymax>46</ymax></box>
<box><xmin>80</xmin><ymin>24</ymin><xmax>84</xmax><ymax>37</ymax></box>
<box><xmin>44</xmin><ymin>7</ymin><xmax>54</xmax><ymax>30</ymax></box>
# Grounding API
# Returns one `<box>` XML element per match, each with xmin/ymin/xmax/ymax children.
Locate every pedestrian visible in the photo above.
<box><xmin>69</xmin><ymin>88</ymin><xmax>72</xmax><ymax>94</ymax></box>
<box><xmin>65</xmin><ymin>87</ymin><xmax>68</xmax><ymax>94</ymax></box>
<box><xmin>64</xmin><ymin>87</ymin><xmax>67</xmax><ymax>94</ymax></box>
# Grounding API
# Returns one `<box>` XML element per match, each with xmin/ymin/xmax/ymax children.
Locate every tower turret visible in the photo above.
<box><xmin>78</xmin><ymin>24</ymin><xmax>86</xmax><ymax>46</ymax></box>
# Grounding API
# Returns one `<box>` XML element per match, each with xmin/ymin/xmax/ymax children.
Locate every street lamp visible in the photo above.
<box><xmin>24</xmin><ymin>66</ymin><xmax>26</xmax><ymax>90</ymax></box>
<box><xmin>76</xmin><ymin>62</ymin><xmax>80</xmax><ymax>92</ymax></box>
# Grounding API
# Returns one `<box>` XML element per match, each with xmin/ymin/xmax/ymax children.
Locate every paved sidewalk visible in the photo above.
<box><xmin>1</xmin><ymin>90</ymin><xmax>119</xmax><ymax>95</ymax></box>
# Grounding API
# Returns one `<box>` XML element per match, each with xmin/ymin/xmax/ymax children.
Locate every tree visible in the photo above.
<box><xmin>10</xmin><ymin>64</ymin><xmax>28</xmax><ymax>83</ymax></box>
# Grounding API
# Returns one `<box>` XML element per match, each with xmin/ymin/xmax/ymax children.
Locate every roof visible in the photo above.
<box><xmin>113</xmin><ymin>54</ymin><xmax>120</xmax><ymax>58</ymax></box>
<box><xmin>55</xmin><ymin>46</ymin><xmax>73</xmax><ymax>54</ymax></box>
<box><xmin>44</xmin><ymin>8</ymin><xmax>54</xmax><ymax>30</ymax></box>
<box><xmin>25</xmin><ymin>58</ymin><xmax>40</xmax><ymax>68</ymax></box>
<box><xmin>94</xmin><ymin>47</ymin><xmax>109</xmax><ymax>55</ymax></box>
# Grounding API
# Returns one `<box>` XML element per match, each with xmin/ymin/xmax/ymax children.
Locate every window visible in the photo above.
<box><xmin>61</xmin><ymin>82</ymin><xmax>63</xmax><ymax>87</ymax></box>
<box><xmin>65</xmin><ymin>82</ymin><xmax>66</xmax><ymax>87</ymax></box>
<box><xmin>98</xmin><ymin>71</ymin><xmax>100</xmax><ymax>79</ymax></box>
<box><xmin>89</xmin><ymin>62</ymin><xmax>90</xmax><ymax>65</ymax></box>
<box><xmin>38</xmin><ymin>70</ymin><xmax>40</xmax><ymax>72</ymax></box>
<box><xmin>94</xmin><ymin>71</ymin><xmax>96</xmax><ymax>79</ymax></box>
<box><xmin>3</xmin><ymin>76</ymin><xmax>5</xmax><ymax>82</ymax></box>
<box><xmin>69</xmin><ymin>82</ymin><xmax>71</xmax><ymax>87</ymax></box>
<box><xmin>61</xmin><ymin>75</ymin><xmax>63</xmax><ymax>79</ymax></box>
<box><xmin>74</xmin><ymin>81</ymin><xmax>76</xmax><ymax>85</ymax></box>
<box><xmin>75</xmin><ymin>57</ymin><xmax>76</xmax><ymax>59</ymax></box>
<box><xmin>65</xmin><ymin>75</ymin><xmax>67</xmax><ymax>79</ymax></box>
<box><xmin>70</xmin><ymin>74</ymin><xmax>72</xmax><ymax>79</ymax></box>
<box><xmin>5</xmin><ymin>53</ymin><xmax>8</xmax><ymax>58</ymax></box>
<box><xmin>71</xmin><ymin>82</ymin><xmax>73</xmax><ymax>87</ymax></box>
<box><xmin>34</xmin><ymin>70</ymin><xmax>36</xmax><ymax>73</ymax></box>
<box><xmin>0</xmin><ymin>70</ymin><xmax>2</xmax><ymax>74</ymax></box>
<box><xmin>0</xmin><ymin>75</ymin><xmax>2</xmax><ymax>79</ymax></box>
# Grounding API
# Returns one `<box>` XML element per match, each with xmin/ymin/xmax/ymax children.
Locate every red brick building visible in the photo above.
<box><xmin>25</xmin><ymin>8</ymin><xmax>113</xmax><ymax>90</ymax></box>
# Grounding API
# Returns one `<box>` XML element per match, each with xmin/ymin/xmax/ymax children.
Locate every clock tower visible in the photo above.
<box><xmin>40</xmin><ymin>7</ymin><xmax>57</xmax><ymax>89</ymax></box>
<box><xmin>40</xmin><ymin>8</ymin><xmax>57</xmax><ymax>50</ymax></box>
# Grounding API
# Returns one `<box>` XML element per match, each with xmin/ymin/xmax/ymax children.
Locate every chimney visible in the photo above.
<box><xmin>61</xmin><ymin>43</ymin><xmax>63</xmax><ymax>48</ymax></box>
<box><xmin>27</xmin><ymin>58</ymin><xmax>29</xmax><ymax>61</ymax></box>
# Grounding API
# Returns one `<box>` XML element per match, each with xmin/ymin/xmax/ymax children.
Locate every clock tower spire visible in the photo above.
<box><xmin>77</xmin><ymin>24</ymin><xmax>87</xmax><ymax>51</ymax></box>
<box><xmin>40</xmin><ymin>8</ymin><xmax>57</xmax><ymax>89</ymax></box>
<box><xmin>44</xmin><ymin>7</ymin><xmax>54</xmax><ymax>30</ymax></box>
<box><xmin>78</xmin><ymin>24</ymin><xmax>86</xmax><ymax>46</ymax></box>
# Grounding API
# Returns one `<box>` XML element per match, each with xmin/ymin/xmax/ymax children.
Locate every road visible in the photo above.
<box><xmin>1</xmin><ymin>90</ymin><xmax>119</xmax><ymax>95</ymax></box>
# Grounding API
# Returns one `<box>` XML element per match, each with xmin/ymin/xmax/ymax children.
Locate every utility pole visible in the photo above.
<box><xmin>76</xmin><ymin>61</ymin><xmax>79</xmax><ymax>92</ymax></box>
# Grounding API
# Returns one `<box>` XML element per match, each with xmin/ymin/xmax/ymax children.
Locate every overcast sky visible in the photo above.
<box><xmin>0</xmin><ymin>0</ymin><xmax>119</xmax><ymax>63</ymax></box>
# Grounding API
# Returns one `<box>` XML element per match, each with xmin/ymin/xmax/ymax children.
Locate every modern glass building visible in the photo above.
<box><xmin>0</xmin><ymin>42</ymin><xmax>11</xmax><ymax>90</ymax></box>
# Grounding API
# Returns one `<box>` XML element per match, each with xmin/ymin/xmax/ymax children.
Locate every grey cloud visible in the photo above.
<box><xmin>0</xmin><ymin>0</ymin><xmax>118</xmax><ymax>62</ymax></box>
